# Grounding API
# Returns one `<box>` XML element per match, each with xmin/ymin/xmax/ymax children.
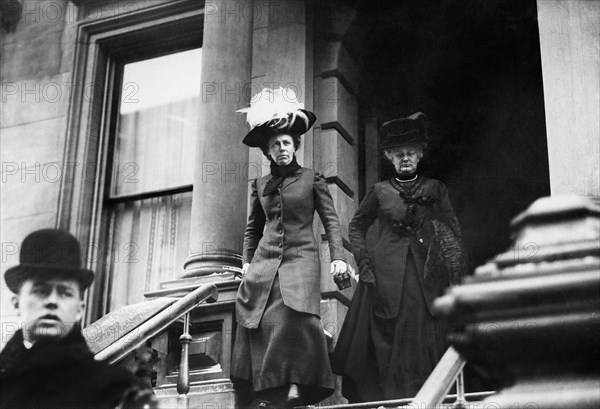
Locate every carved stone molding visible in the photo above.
<box><xmin>435</xmin><ymin>195</ymin><xmax>600</xmax><ymax>408</ymax></box>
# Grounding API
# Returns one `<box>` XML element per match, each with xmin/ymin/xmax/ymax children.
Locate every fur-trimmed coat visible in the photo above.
<box><xmin>0</xmin><ymin>328</ymin><xmax>155</xmax><ymax>409</ymax></box>
<box><xmin>348</xmin><ymin>176</ymin><xmax>466</xmax><ymax>318</ymax></box>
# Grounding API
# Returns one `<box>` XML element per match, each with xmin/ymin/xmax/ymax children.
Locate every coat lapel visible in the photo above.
<box><xmin>256</xmin><ymin>175</ymin><xmax>268</xmax><ymax>196</ymax></box>
<box><xmin>279</xmin><ymin>168</ymin><xmax>302</xmax><ymax>191</ymax></box>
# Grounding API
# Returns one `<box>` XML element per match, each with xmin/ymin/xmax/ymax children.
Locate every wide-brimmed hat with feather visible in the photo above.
<box><xmin>238</xmin><ymin>87</ymin><xmax>316</xmax><ymax>148</ymax></box>
<box><xmin>379</xmin><ymin>112</ymin><xmax>429</xmax><ymax>150</ymax></box>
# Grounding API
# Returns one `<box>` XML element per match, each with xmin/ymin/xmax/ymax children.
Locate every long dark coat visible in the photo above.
<box><xmin>348</xmin><ymin>177</ymin><xmax>465</xmax><ymax>318</ymax></box>
<box><xmin>0</xmin><ymin>327</ymin><xmax>154</xmax><ymax>409</ymax></box>
<box><xmin>332</xmin><ymin>176</ymin><xmax>466</xmax><ymax>400</ymax></box>
<box><xmin>236</xmin><ymin>167</ymin><xmax>345</xmax><ymax>328</ymax></box>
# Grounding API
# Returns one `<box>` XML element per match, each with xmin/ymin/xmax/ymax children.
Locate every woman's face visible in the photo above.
<box><xmin>390</xmin><ymin>145</ymin><xmax>421</xmax><ymax>175</ymax></box>
<box><xmin>268</xmin><ymin>134</ymin><xmax>295</xmax><ymax>166</ymax></box>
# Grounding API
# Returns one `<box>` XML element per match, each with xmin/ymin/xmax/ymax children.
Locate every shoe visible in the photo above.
<box><xmin>257</xmin><ymin>400</ymin><xmax>277</xmax><ymax>409</ymax></box>
<box><xmin>285</xmin><ymin>384</ymin><xmax>304</xmax><ymax>408</ymax></box>
<box><xmin>285</xmin><ymin>396</ymin><xmax>303</xmax><ymax>408</ymax></box>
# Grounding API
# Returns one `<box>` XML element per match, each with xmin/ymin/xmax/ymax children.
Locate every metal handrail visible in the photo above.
<box><xmin>301</xmin><ymin>347</ymin><xmax>493</xmax><ymax>409</ymax></box>
<box><xmin>94</xmin><ymin>283</ymin><xmax>219</xmax><ymax>364</ymax></box>
<box><xmin>410</xmin><ymin>346</ymin><xmax>466</xmax><ymax>408</ymax></box>
<box><xmin>303</xmin><ymin>392</ymin><xmax>495</xmax><ymax>409</ymax></box>
<box><xmin>303</xmin><ymin>347</ymin><xmax>494</xmax><ymax>409</ymax></box>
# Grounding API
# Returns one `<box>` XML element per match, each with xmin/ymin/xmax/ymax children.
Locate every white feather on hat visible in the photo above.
<box><xmin>238</xmin><ymin>87</ymin><xmax>304</xmax><ymax>129</ymax></box>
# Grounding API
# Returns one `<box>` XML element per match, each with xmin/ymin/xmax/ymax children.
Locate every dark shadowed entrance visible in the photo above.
<box><xmin>348</xmin><ymin>0</ymin><xmax>550</xmax><ymax>271</ymax></box>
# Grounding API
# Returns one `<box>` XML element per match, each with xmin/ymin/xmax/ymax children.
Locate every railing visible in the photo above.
<box><xmin>306</xmin><ymin>392</ymin><xmax>495</xmax><ymax>409</ymax></box>
<box><xmin>410</xmin><ymin>346</ymin><xmax>467</xmax><ymax>408</ymax></box>
<box><xmin>303</xmin><ymin>347</ymin><xmax>494</xmax><ymax>409</ymax></box>
<box><xmin>93</xmin><ymin>284</ymin><xmax>218</xmax><ymax>396</ymax></box>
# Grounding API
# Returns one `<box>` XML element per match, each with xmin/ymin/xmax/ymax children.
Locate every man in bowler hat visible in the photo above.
<box><xmin>0</xmin><ymin>229</ymin><xmax>157</xmax><ymax>409</ymax></box>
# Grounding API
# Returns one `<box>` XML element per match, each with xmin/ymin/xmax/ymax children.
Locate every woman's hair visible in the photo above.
<box><xmin>261</xmin><ymin>134</ymin><xmax>302</xmax><ymax>156</ymax></box>
<box><xmin>382</xmin><ymin>144</ymin><xmax>425</xmax><ymax>163</ymax></box>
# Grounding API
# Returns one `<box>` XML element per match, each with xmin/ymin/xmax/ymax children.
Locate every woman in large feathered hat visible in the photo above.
<box><xmin>231</xmin><ymin>87</ymin><xmax>349</xmax><ymax>407</ymax></box>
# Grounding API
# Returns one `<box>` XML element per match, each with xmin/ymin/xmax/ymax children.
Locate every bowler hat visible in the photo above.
<box><xmin>379</xmin><ymin>112</ymin><xmax>429</xmax><ymax>150</ymax></box>
<box><xmin>4</xmin><ymin>229</ymin><xmax>94</xmax><ymax>294</ymax></box>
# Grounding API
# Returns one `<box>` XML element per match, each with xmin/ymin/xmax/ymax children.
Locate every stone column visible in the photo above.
<box><xmin>182</xmin><ymin>0</ymin><xmax>254</xmax><ymax>281</ymax></box>
<box><xmin>246</xmin><ymin>0</ymin><xmax>315</xmax><ymax>178</ymax></box>
<box><xmin>537</xmin><ymin>0</ymin><xmax>600</xmax><ymax>200</ymax></box>
<box><xmin>145</xmin><ymin>3</ymin><xmax>254</xmax><ymax>407</ymax></box>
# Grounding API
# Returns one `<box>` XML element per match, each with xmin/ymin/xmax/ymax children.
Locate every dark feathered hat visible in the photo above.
<box><xmin>239</xmin><ymin>87</ymin><xmax>316</xmax><ymax>148</ymax></box>
<box><xmin>4</xmin><ymin>229</ymin><xmax>94</xmax><ymax>294</ymax></box>
<box><xmin>379</xmin><ymin>112</ymin><xmax>429</xmax><ymax>150</ymax></box>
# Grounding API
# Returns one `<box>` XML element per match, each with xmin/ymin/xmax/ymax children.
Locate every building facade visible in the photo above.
<box><xmin>1</xmin><ymin>0</ymin><xmax>598</xmax><ymax>405</ymax></box>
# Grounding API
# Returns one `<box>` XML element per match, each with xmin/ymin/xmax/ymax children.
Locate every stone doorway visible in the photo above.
<box><xmin>346</xmin><ymin>0</ymin><xmax>550</xmax><ymax>271</ymax></box>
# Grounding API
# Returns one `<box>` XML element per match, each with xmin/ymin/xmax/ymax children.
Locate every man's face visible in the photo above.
<box><xmin>13</xmin><ymin>277</ymin><xmax>85</xmax><ymax>343</ymax></box>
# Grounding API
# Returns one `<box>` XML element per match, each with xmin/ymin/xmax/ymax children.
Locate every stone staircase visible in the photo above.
<box><xmin>82</xmin><ymin>195</ymin><xmax>599</xmax><ymax>409</ymax></box>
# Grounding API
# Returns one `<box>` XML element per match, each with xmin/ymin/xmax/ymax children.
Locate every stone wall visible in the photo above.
<box><xmin>312</xmin><ymin>1</ymin><xmax>363</xmax><ymax>404</ymax></box>
<box><xmin>0</xmin><ymin>0</ymin><xmax>184</xmax><ymax>347</ymax></box>
<box><xmin>1</xmin><ymin>0</ymin><xmax>78</xmax><ymax>347</ymax></box>
<box><xmin>537</xmin><ymin>0</ymin><xmax>600</xmax><ymax>199</ymax></box>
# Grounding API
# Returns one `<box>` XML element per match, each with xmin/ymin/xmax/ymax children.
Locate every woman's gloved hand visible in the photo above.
<box><xmin>330</xmin><ymin>259</ymin><xmax>349</xmax><ymax>275</ymax></box>
<box><xmin>242</xmin><ymin>263</ymin><xmax>250</xmax><ymax>276</ymax></box>
<box><xmin>331</xmin><ymin>260</ymin><xmax>352</xmax><ymax>290</ymax></box>
<box><xmin>358</xmin><ymin>259</ymin><xmax>377</xmax><ymax>288</ymax></box>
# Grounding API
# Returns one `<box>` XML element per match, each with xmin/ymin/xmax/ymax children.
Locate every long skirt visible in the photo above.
<box><xmin>332</xmin><ymin>250</ymin><xmax>448</xmax><ymax>401</ymax></box>
<box><xmin>231</xmin><ymin>274</ymin><xmax>335</xmax><ymax>405</ymax></box>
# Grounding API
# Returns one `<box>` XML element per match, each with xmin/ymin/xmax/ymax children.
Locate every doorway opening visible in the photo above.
<box><xmin>351</xmin><ymin>0</ymin><xmax>550</xmax><ymax>271</ymax></box>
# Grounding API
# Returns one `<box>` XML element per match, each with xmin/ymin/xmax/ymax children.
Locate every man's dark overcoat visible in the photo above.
<box><xmin>0</xmin><ymin>327</ymin><xmax>152</xmax><ymax>409</ymax></box>
<box><xmin>236</xmin><ymin>167</ymin><xmax>345</xmax><ymax>328</ymax></box>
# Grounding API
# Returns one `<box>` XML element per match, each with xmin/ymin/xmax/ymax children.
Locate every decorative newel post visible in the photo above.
<box><xmin>177</xmin><ymin>313</ymin><xmax>192</xmax><ymax>396</ymax></box>
<box><xmin>435</xmin><ymin>195</ymin><xmax>600</xmax><ymax>408</ymax></box>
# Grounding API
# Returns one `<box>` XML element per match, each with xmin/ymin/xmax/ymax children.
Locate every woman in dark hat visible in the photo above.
<box><xmin>332</xmin><ymin>112</ymin><xmax>466</xmax><ymax>401</ymax></box>
<box><xmin>231</xmin><ymin>87</ymin><xmax>349</xmax><ymax>407</ymax></box>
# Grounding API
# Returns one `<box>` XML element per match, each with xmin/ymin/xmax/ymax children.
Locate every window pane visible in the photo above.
<box><xmin>111</xmin><ymin>48</ymin><xmax>202</xmax><ymax>196</ymax></box>
<box><xmin>106</xmin><ymin>192</ymin><xmax>192</xmax><ymax>311</ymax></box>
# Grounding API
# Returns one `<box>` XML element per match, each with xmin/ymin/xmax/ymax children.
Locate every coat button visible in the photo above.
<box><xmin>278</xmin><ymin>243</ymin><xmax>282</xmax><ymax>247</ymax></box>
<box><xmin>276</xmin><ymin>203</ymin><xmax>281</xmax><ymax>208</ymax></box>
<box><xmin>279</xmin><ymin>230</ymin><xmax>283</xmax><ymax>234</ymax></box>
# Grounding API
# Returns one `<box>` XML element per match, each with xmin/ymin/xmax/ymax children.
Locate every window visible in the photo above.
<box><xmin>60</xmin><ymin>2</ymin><xmax>204</xmax><ymax>320</ymax></box>
<box><xmin>104</xmin><ymin>49</ymin><xmax>202</xmax><ymax>311</ymax></box>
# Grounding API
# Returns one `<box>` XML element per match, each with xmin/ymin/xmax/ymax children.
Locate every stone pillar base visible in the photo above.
<box><xmin>179</xmin><ymin>250</ymin><xmax>242</xmax><ymax>282</ymax></box>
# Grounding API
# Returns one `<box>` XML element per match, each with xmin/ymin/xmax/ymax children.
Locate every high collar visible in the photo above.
<box><xmin>263</xmin><ymin>156</ymin><xmax>302</xmax><ymax>196</ymax></box>
<box><xmin>269</xmin><ymin>156</ymin><xmax>301</xmax><ymax>177</ymax></box>
<box><xmin>395</xmin><ymin>172</ymin><xmax>418</xmax><ymax>181</ymax></box>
